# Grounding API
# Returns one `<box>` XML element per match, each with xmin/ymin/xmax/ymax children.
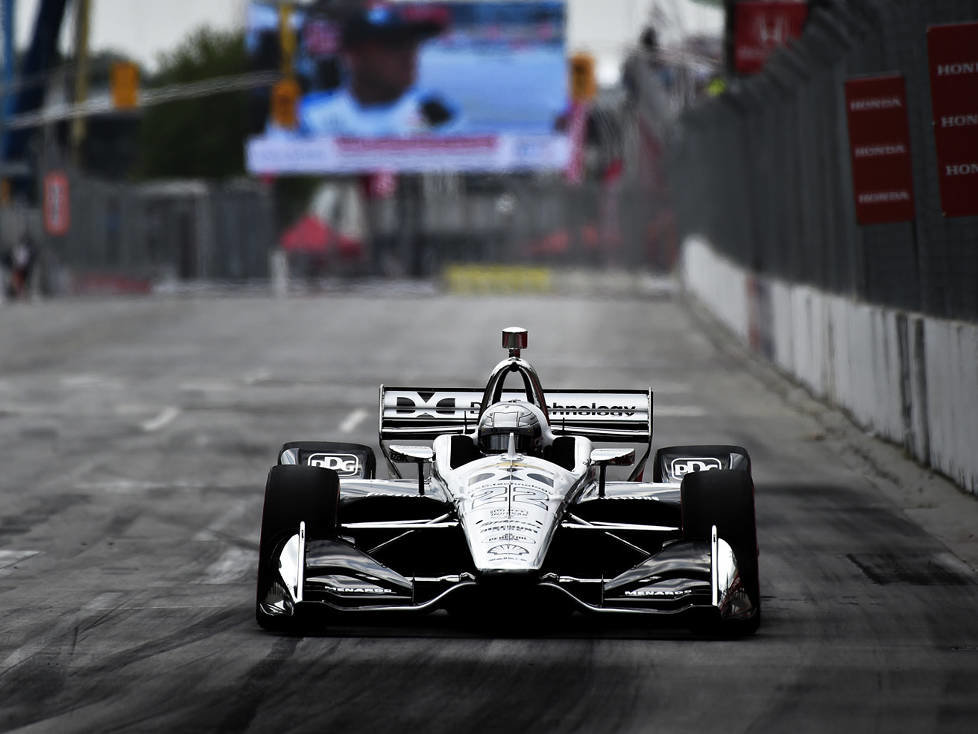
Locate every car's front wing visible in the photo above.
<box><xmin>257</xmin><ymin>525</ymin><xmax>756</xmax><ymax>623</ymax></box>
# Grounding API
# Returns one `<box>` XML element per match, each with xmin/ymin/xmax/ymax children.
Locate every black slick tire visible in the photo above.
<box><xmin>681</xmin><ymin>468</ymin><xmax>760</xmax><ymax>635</ymax></box>
<box><xmin>255</xmin><ymin>465</ymin><xmax>339</xmax><ymax>631</ymax></box>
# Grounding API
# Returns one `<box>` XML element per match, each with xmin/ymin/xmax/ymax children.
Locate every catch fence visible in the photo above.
<box><xmin>667</xmin><ymin>0</ymin><xmax>978</xmax><ymax>321</ymax></box>
<box><xmin>378</xmin><ymin>174</ymin><xmax>672</xmax><ymax>274</ymax></box>
<box><xmin>1</xmin><ymin>171</ymin><xmax>274</xmax><ymax>292</ymax></box>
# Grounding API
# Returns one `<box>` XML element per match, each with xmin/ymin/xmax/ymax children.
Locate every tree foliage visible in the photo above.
<box><xmin>138</xmin><ymin>27</ymin><xmax>249</xmax><ymax>179</ymax></box>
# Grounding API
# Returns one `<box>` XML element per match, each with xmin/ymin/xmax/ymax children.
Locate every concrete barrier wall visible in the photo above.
<box><xmin>681</xmin><ymin>236</ymin><xmax>978</xmax><ymax>496</ymax></box>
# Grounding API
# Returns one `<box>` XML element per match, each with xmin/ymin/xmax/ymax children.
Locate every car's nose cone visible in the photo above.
<box><xmin>458</xmin><ymin>473</ymin><xmax>562</xmax><ymax>573</ymax></box>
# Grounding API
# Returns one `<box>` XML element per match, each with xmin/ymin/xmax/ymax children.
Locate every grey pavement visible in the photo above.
<box><xmin>0</xmin><ymin>292</ymin><xmax>976</xmax><ymax>732</ymax></box>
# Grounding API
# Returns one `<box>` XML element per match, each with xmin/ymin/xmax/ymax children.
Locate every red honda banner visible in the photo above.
<box><xmin>927</xmin><ymin>21</ymin><xmax>978</xmax><ymax>218</ymax></box>
<box><xmin>43</xmin><ymin>171</ymin><xmax>70</xmax><ymax>236</ymax></box>
<box><xmin>366</xmin><ymin>171</ymin><xmax>397</xmax><ymax>199</ymax></box>
<box><xmin>844</xmin><ymin>75</ymin><xmax>915</xmax><ymax>224</ymax></box>
<box><xmin>734</xmin><ymin>1</ymin><xmax>809</xmax><ymax>74</ymax></box>
<box><xmin>564</xmin><ymin>101</ymin><xmax>589</xmax><ymax>185</ymax></box>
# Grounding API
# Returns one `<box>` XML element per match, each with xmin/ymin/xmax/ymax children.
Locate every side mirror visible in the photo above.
<box><xmin>389</xmin><ymin>445</ymin><xmax>434</xmax><ymax>496</ymax></box>
<box><xmin>590</xmin><ymin>448</ymin><xmax>635</xmax><ymax>498</ymax></box>
<box><xmin>590</xmin><ymin>448</ymin><xmax>635</xmax><ymax>466</ymax></box>
<box><xmin>389</xmin><ymin>445</ymin><xmax>434</xmax><ymax>463</ymax></box>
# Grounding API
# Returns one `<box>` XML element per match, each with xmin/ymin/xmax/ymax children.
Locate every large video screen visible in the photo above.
<box><xmin>246</xmin><ymin>1</ymin><xmax>570</xmax><ymax>174</ymax></box>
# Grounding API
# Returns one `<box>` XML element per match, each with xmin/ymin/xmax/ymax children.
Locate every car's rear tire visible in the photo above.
<box><xmin>681</xmin><ymin>468</ymin><xmax>760</xmax><ymax>635</ymax></box>
<box><xmin>256</xmin><ymin>466</ymin><xmax>339</xmax><ymax>631</ymax></box>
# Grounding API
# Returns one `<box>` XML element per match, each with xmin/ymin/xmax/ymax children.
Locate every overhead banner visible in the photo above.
<box><xmin>844</xmin><ymin>75</ymin><xmax>915</xmax><ymax>224</ymax></box>
<box><xmin>246</xmin><ymin>1</ymin><xmax>569</xmax><ymax>174</ymax></box>
<box><xmin>927</xmin><ymin>21</ymin><xmax>978</xmax><ymax>218</ymax></box>
<box><xmin>734</xmin><ymin>1</ymin><xmax>808</xmax><ymax>74</ymax></box>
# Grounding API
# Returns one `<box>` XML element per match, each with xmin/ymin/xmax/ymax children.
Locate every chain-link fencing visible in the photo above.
<box><xmin>666</xmin><ymin>0</ymin><xmax>978</xmax><ymax>322</ymax></box>
<box><xmin>380</xmin><ymin>174</ymin><xmax>672</xmax><ymax>274</ymax></box>
<box><xmin>2</xmin><ymin>169</ymin><xmax>275</xmax><ymax>292</ymax></box>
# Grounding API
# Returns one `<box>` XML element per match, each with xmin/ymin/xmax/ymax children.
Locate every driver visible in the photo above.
<box><xmin>477</xmin><ymin>401</ymin><xmax>551</xmax><ymax>457</ymax></box>
<box><xmin>298</xmin><ymin>4</ymin><xmax>458</xmax><ymax>136</ymax></box>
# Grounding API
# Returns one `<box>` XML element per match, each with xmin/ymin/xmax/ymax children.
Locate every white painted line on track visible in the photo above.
<box><xmin>655</xmin><ymin>406</ymin><xmax>707</xmax><ymax>417</ymax></box>
<box><xmin>339</xmin><ymin>408</ymin><xmax>369</xmax><ymax>434</ymax></box>
<box><xmin>141</xmin><ymin>406</ymin><xmax>181</xmax><ymax>432</ymax></box>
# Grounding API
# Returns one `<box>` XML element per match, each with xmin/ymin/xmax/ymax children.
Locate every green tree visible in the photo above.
<box><xmin>138</xmin><ymin>27</ymin><xmax>249</xmax><ymax>179</ymax></box>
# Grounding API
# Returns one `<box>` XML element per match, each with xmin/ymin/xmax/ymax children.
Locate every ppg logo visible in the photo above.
<box><xmin>308</xmin><ymin>453</ymin><xmax>361</xmax><ymax>477</ymax></box>
<box><xmin>670</xmin><ymin>457</ymin><xmax>722</xmax><ymax>478</ymax></box>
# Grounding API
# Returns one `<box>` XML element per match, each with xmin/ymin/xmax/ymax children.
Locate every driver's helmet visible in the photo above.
<box><xmin>477</xmin><ymin>401</ymin><xmax>548</xmax><ymax>456</ymax></box>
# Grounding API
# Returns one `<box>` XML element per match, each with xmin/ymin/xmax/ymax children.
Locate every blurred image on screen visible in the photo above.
<box><xmin>246</xmin><ymin>1</ymin><xmax>570</xmax><ymax>173</ymax></box>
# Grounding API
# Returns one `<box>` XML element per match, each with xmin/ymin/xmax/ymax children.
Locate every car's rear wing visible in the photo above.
<box><xmin>380</xmin><ymin>386</ymin><xmax>652</xmax><ymax>441</ymax></box>
<box><xmin>379</xmin><ymin>385</ymin><xmax>652</xmax><ymax>479</ymax></box>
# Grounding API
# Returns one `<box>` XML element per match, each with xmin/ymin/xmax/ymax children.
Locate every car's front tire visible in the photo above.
<box><xmin>256</xmin><ymin>465</ymin><xmax>339</xmax><ymax>631</ymax></box>
<box><xmin>680</xmin><ymin>468</ymin><xmax>760</xmax><ymax>635</ymax></box>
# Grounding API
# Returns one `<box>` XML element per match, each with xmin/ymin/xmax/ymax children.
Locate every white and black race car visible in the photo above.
<box><xmin>256</xmin><ymin>327</ymin><xmax>760</xmax><ymax>633</ymax></box>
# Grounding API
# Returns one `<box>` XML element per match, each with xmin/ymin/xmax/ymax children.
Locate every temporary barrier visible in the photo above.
<box><xmin>683</xmin><ymin>235</ymin><xmax>978</xmax><ymax>496</ymax></box>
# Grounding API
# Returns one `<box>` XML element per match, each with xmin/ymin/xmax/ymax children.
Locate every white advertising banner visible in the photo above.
<box><xmin>247</xmin><ymin>133</ymin><xmax>570</xmax><ymax>174</ymax></box>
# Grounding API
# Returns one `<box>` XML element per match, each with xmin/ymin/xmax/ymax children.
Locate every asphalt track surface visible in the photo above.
<box><xmin>1</xmin><ymin>291</ymin><xmax>977</xmax><ymax>733</ymax></box>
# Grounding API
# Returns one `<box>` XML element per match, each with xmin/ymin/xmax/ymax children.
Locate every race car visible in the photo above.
<box><xmin>256</xmin><ymin>327</ymin><xmax>760</xmax><ymax>633</ymax></box>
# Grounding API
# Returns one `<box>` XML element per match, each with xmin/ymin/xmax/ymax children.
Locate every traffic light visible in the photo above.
<box><xmin>110</xmin><ymin>61</ymin><xmax>140</xmax><ymax>109</ymax></box>
<box><xmin>271</xmin><ymin>77</ymin><xmax>301</xmax><ymax>130</ymax></box>
<box><xmin>570</xmin><ymin>52</ymin><xmax>597</xmax><ymax>102</ymax></box>
<box><xmin>279</xmin><ymin>3</ymin><xmax>297</xmax><ymax>74</ymax></box>
<box><xmin>274</xmin><ymin>3</ymin><xmax>299</xmax><ymax>129</ymax></box>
